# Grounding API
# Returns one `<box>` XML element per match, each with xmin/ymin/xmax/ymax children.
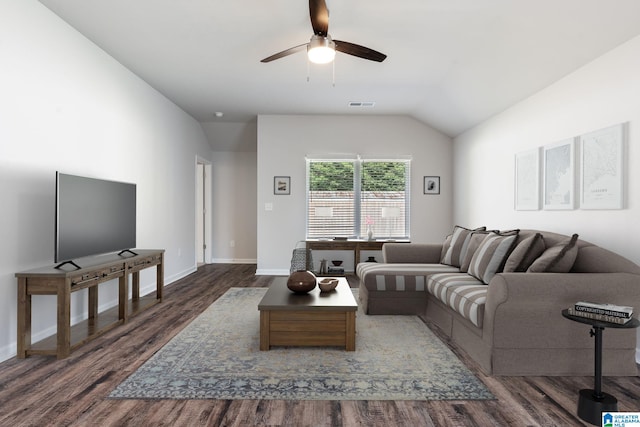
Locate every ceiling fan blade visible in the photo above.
<box><xmin>260</xmin><ymin>44</ymin><xmax>307</xmax><ymax>63</ymax></box>
<box><xmin>309</xmin><ymin>0</ymin><xmax>329</xmax><ymax>36</ymax></box>
<box><xmin>334</xmin><ymin>40</ymin><xmax>387</xmax><ymax>62</ymax></box>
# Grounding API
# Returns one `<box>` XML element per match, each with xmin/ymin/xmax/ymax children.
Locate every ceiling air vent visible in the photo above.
<box><xmin>349</xmin><ymin>101</ymin><xmax>375</xmax><ymax>108</ymax></box>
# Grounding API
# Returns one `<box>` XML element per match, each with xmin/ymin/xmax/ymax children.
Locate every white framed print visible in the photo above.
<box><xmin>543</xmin><ymin>138</ymin><xmax>576</xmax><ymax>210</ymax></box>
<box><xmin>514</xmin><ymin>148</ymin><xmax>540</xmax><ymax>210</ymax></box>
<box><xmin>579</xmin><ymin>123</ymin><xmax>625</xmax><ymax>209</ymax></box>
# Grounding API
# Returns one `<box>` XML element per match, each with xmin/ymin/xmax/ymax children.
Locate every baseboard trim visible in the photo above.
<box><xmin>210</xmin><ymin>258</ymin><xmax>257</xmax><ymax>264</ymax></box>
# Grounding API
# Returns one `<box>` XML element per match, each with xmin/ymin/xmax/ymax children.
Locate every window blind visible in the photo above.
<box><xmin>306</xmin><ymin>156</ymin><xmax>410</xmax><ymax>239</ymax></box>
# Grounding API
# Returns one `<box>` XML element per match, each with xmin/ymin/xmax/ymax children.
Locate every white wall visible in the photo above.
<box><xmin>210</xmin><ymin>151</ymin><xmax>258</xmax><ymax>263</ymax></box>
<box><xmin>201</xmin><ymin>121</ymin><xmax>258</xmax><ymax>264</ymax></box>
<box><xmin>256</xmin><ymin>115</ymin><xmax>453</xmax><ymax>275</ymax></box>
<box><xmin>0</xmin><ymin>0</ymin><xmax>212</xmax><ymax>362</ymax></box>
<box><xmin>453</xmin><ymin>35</ymin><xmax>640</xmax><ymax>360</ymax></box>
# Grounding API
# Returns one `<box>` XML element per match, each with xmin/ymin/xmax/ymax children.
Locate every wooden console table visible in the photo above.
<box><xmin>15</xmin><ymin>249</ymin><xmax>164</xmax><ymax>359</ymax></box>
<box><xmin>306</xmin><ymin>239</ymin><xmax>408</xmax><ymax>266</ymax></box>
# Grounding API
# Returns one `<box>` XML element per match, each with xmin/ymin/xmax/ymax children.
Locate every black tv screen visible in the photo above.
<box><xmin>55</xmin><ymin>172</ymin><xmax>136</xmax><ymax>263</ymax></box>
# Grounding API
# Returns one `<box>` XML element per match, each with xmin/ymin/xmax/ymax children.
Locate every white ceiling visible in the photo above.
<box><xmin>39</xmin><ymin>0</ymin><xmax>640</xmax><ymax>146</ymax></box>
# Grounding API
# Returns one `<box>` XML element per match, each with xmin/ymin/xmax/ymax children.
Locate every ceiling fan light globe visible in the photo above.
<box><xmin>308</xmin><ymin>46</ymin><xmax>335</xmax><ymax>64</ymax></box>
<box><xmin>307</xmin><ymin>35</ymin><xmax>336</xmax><ymax>64</ymax></box>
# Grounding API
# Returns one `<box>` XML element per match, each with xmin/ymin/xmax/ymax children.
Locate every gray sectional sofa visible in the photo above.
<box><xmin>356</xmin><ymin>228</ymin><xmax>640</xmax><ymax>376</ymax></box>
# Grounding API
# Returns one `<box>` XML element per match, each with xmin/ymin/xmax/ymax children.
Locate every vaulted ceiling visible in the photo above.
<box><xmin>39</xmin><ymin>0</ymin><xmax>640</xmax><ymax>148</ymax></box>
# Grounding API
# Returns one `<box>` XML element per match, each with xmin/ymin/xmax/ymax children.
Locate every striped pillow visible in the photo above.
<box><xmin>440</xmin><ymin>233</ymin><xmax>453</xmax><ymax>262</ymax></box>
<box><xmin>468</xmin><ymin>231</ymin><xmax>519</xmax><ymax>283</ymax></box>
<box><xmin>460</xmin><ymin>231</ymin><xmax>490</xmax><ymax>272</ymax></box>
<box><xmin>441</xmin><ymin>225</ymin><xmax>486</xmax><ymax>268</ymax></box>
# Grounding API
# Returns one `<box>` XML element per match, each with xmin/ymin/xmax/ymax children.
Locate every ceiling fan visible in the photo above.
<box><xmin>261</xmin><ymin>0</ymin><xmax>387</xmax><ymax>64</ymax></box>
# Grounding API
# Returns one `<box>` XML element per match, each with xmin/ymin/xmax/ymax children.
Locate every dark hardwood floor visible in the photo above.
<box><xmin>1</xmin><ymin>264</ymin><xmax>638</xmax><ymax>426</ymax></box>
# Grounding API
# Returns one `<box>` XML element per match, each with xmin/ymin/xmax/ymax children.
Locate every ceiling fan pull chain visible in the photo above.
<box><xmin>307</xmin><ymin>57</ymin><xmax>310</xmax><ymax>82</ymax></box>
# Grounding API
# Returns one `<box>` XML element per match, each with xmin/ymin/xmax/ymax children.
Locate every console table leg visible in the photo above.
<box><xmin>119</xmin><ymin>275</ymin><xmax>128</xmax><ymax>322</ymax></box>
<box><xmin>17</xmin><ymin>278</ymin><xmax>30</xmax><ymax>358</ymax></box>
<box><xmin>157</xmin><ymin>255</ymin><xmax>164</xmax><ymax>301</ymax></box>
<box><xmin>132</xmin><ymin>272</ymin><xmax>140</xmax><ymax>300</ymax></box>
<box><xmin>88</xmin><ymin>286</ymin><xmax>98</xmax><ymax>321</ymax></box>
<box><xmin>57</xmin><ymin>281</ymin><xmax>71</xmax><ymax>359</ymax></box>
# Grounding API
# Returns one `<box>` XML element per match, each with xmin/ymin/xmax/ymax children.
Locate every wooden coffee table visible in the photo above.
<box><xmin>258</xmin><ymin>277</ymin><xmax>357</xmax><ymax>351</ymax></box>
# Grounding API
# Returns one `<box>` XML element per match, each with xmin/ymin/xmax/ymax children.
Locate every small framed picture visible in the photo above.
<box><xmin>274</xmin><ymin>176</ymin><xmax>290</xmax><ymax>195</ymax></box>
<box><xmin>423</xmin><ymin>176</ymin><xmax>440</xmax><ymax>194</ymax></box>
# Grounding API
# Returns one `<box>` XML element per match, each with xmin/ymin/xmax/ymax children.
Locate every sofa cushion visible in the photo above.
<box><xmin>427</xmin><ymin>273</ymin><xmax>487</xmax><ymax>328</ymax></box>
<box><xmin>357</xmin><ymin>263</ymin><xmax>459</xmax><ymax>292</ymax></box>
<box><xmin>503</xmin><ymin>232</ymin><xmax>546</xmax><ymax>272</ymax></box>
<box><xmin>468</xmin><ymin>231</ymin><xmax>519</xmax><ymax>284</ymax></box>
<box><xmin>441</xmin><ymin>225</ymin><xmax>486</xmax><ymax>267</ymax></box>
<box><xmin>527</xmin><ymin>233</ymin><xmax>579</xmax><ymax>273</ymax></box>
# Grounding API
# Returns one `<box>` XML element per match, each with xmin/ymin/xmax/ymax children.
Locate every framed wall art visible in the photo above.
<box><xmin>543</xmin><ymin>139</ymin><xmax>575</xmax><ymax>210</ymax></box>
<box><xmin>514</xmin><ymin>148</ymin><xmax>540</xmax><ymax>210</ymax></box>
<box><xmin>579</xmin><ymin>123</ymin><xmax>625</xmax><ymax>209</ymax></box>
<box><xmin>274</xmin><ymin>176</ymin><xmax>290</xmax><ymax>195</ymax></box>
<box><xmin>423</xmin><ymin>176</ymin><xmax>440</xmax><ymax>195</ymax></box>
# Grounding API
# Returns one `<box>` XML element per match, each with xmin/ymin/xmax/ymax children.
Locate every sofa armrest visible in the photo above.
<box><xmin>382</xmin><ymin>243</ymin><xmax>443</xmax><ymax>264</ymax></box>
<box><xmin>484</xmin><ymin>272</ymin><xmax>640</xmax><ymax>349</ymax></box>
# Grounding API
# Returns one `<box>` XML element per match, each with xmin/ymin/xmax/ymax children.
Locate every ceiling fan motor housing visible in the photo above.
<box><xmin>307</xmin><ymin>35</ymin><xmax>336</xmax><ymax>64</ymax></box>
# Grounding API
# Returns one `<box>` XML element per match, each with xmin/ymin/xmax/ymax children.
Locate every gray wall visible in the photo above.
<box><xmin>256</xmin><ymin>115</ymin><xmax>454</xmax><ymax>274</ymax></box>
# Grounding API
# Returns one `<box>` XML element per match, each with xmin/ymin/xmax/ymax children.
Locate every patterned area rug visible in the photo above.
<box><xmin>109</xmin><ymin>287</ymin><xmax>494</xmax><ymax>400</ymax></box>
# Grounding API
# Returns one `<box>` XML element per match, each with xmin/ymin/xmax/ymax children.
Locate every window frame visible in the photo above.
<box><xmin>305</xmin><ymin>155</ymin><xmax>411</xmax><ymax>240</ymax></box>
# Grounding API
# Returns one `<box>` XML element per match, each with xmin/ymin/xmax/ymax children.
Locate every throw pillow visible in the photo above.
<box><xmin>441</xmin><ymin>226</ymin><xmax>487</xmax><ymax>268</ymax></box>
<box><xmin>460</xmin><ymin>231</ymin><xmax>491</xmax><ymax>272</ymax></box>
<box><xmin>527</xmin><ymin>234</ymin><xmax>579</xmax><ymax>273</ymax></box>
<box><xmin>503</xmin><ymin>233</ymin><xmax>546</xmax><ymax>272</ymax></box>
<box><xmin>468</xmin><ymin>230</ymin><xmax>519</xmax><ymax>284</ymax></box>
<box><xmin>440</xmin><ymin>234</ymin><xmax>453</xmax><ymax>262</ymax></box>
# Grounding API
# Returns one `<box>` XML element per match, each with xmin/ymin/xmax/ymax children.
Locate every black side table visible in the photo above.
<box><xmin>562</xmin><ymin>309</ymin><xmax>640</xmax><ymax>426</ymax></box>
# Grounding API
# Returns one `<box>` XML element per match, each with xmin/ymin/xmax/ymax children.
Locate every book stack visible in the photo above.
<box><xmin>568</xmin><ymin>301</ymin><xmax>634</xmax><ymax>325</ymax></box>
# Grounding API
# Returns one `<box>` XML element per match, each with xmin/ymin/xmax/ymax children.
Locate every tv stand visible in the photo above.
<box><xmin>15</xmin><ymin>249</ymin><xmax>164</xmax><ymax>359</ymax></box>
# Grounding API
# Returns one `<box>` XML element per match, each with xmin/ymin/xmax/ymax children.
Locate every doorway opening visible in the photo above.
<box><xmin>196</xmin><ymin>157</ymin><xmax>212</xmax><ymax>266</ymax></box>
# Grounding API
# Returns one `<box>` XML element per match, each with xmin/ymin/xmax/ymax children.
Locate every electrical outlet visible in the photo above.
<box><xmin>230</xmin><ymin>240</ymin><xmax>235</xmax><ymax>248</ymax></box>
<box><xmin>178</xmin><ymin>248</ymin><xmax>182</xmax><ymax>256</ymax></box>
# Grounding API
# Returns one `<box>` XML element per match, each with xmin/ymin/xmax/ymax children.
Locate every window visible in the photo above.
<box><xmin>306</xmin><ymin>156</ymin><xmax>410</xmax><ymax>239</ymax></box>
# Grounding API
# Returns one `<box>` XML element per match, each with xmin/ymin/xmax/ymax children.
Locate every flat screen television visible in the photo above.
<box><xmin>55</xmin><ymin>172</ymin><xmax>136</xmax><ymax>266</ymax></box>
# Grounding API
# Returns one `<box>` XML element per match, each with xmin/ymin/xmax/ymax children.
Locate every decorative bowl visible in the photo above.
<box><xmin>331</xmin><ymin>260</ymin><xmax>343</xmax><ymax>266</ymax></box>
<box><xmin>287</xmin><ymin>270</ymin><xmax>317</xmax><ymax>294</ymax></box>
<box><xmin>318</xmin><ymin>278</ymin><xmax>339</xmax><ymax>292</ymax></box>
